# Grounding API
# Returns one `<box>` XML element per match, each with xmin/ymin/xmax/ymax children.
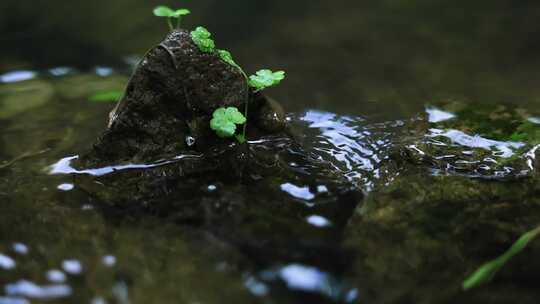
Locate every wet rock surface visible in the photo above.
<box><xmin>80</xmin><ymin>29</ymin><xmax>248</xmax><ymax>165</ymax></box>
<box><xmin>393</xmin><ymin>102</ymin><xmax>540</xmax><ymax>179</ymax></box>
<box><xmin>342</xmin><ymin>103</ymin><xmax>540</xmax><ymax>304</ymax></box>
<box><xmin>66</xmin><ymin>30</ymin><xmax>363</xmax><ymax>271</ymax></box>
<box><xmin>344</xmin><ymin>173</ymin><xmax>540</xmax><ymax>304</ymax></box>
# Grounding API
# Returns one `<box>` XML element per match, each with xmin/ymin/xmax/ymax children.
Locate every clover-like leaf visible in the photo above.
<box><xmin>248</xmin><ymin>69</ymin><xmax>285</xmax><ymax>91</ymax></box>
<box><xmin>153</xmin><ymin>6</ymin><xmax>190</xmax><ymax>30</ymax></box>
<box><xmin>172</xmin><ymin>9</ymin><xmax>190</xmax><ymax>17</ymax></box>
<box><xmin>210</xmin><ymin>107</ymin><xmax>246</xmax><ymax>139</ymax></box>
<box><xmin>153</xmin><ymin>6</ymin><xmax>175</xmax><ymax>17</ymax></box>
<box><xmin>153</xmin><ymin>6</ymin><xmax>190</xmax><ymax>18</ymax></box>
<box><xmin>191</xmin><ymin>26</ymin><xmax>215</xmax><ymax>53</ymax></box>
<box><xmin>225</xmin><ymin>107</ymin><xmax>246</xmax><ymax>124</ymax></box>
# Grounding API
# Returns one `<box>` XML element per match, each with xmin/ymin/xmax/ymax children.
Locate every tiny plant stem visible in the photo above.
<box><xmin>176</xmin><ymin>17</ymin><xmax>181</xmax><ymax>29</ymax></box>
<box><xmin>167</xmin><ymin>18</ymin><xmax>174</xmax><ymax>31</ymax></box>
<box><xmin>239</xmin><ymin>71</ymin><xmax>250</xmax><ymax>141</ymax></box>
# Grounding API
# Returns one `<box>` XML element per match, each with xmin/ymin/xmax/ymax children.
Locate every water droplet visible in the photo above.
<box><xmin>185</xmin><ymin>136</ymin><xmax>196</xmax><ymax>147</ymax></box>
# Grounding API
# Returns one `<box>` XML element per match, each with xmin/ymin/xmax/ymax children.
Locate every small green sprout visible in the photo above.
<box><xmin>153</xmin><ymin>6</ymin><xmax>191</xmax><ymax>31</ymax></box>
<box><xmin>210</xmin><ymin>107</ymin><xmax>247</xmax><ymax>143</ymax></box>
<box><xmin>218</xmin><ymin>50</ymin><xmax>241</xmax><ymax>71</ymax></box>
<box><xmin>463</xmin><ymin>225</ymin><xmax>540</xmax><ymax>290</ymax></box>
<box><xmin>248</xmin><ymin>69</ymin><xmax>286</xmax><ymax>92</ymax></box>
<box><xmin>191</xmin><ymin>27</ymin><xmax>215</xmax><ymax>53</ymax></box>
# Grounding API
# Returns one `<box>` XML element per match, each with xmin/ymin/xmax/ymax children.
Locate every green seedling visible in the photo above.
<box><xmin>89</xmin><ymin>90</ymin><xmax>123</xmax><ymax>103</ymax></box>
<box><xmin>153</xmin><ymin>5</ymin><xmax>190</xmax><ymax>31</ymax></box>
<box><xmin>463</xmin><ymin>225</ymin><xmax>540</xmax><ymax>290</ymax></box>
<box><xmin>191</xmin><ymin>27</ymin><xmax>215</xmax><ymax>53</ymax></box>
<box><xmin>210</xmin><ymin>107</ymin><xmax>247</xmax><ymax>143</ymax></box>
<box><xmin>151</xmin><ymin>8</ymin><xmax>286</xmax><ymax>144</ymax></box>
<box><xmin>248</xmin><ymin>69</ymin><xmax>286</xmax><ymax>92</ymax></box>
<box><xmin>218</xmin><ymin>50</ymin><xmax>244</xmax><ymax>74</ymax></box>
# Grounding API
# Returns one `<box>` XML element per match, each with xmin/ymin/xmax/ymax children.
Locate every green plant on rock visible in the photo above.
<box><xmin>153</xmin><ymin>5</ymin><xmax>191</xmax><ymax>31</ymax></box>
<box><xmin>210</xmin><ymin>107</ymin><xmax>247</xmax><ymax>143</ymax></box>
<box><xmin>191</xmin><ymin>27</ymin><xmax>215</xmax><ymax>53</ymax></box>
<box><xmin>189</xmin><ymin>27</ymin><xmax>286</xmax><ymax>144</ymax></box>
<box><xmin>248</xmin><ymin>69</ymin><xmax>286</xmax><ymax>92</ymax></box>
<box><xmin>152</xmin><ymin>7</ymin><xmax>286</xmax><ymax>144</ymax></box>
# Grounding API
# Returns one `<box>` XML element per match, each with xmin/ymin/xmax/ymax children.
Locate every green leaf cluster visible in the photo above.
<box><xmin>463</xmin><ymin>225</ymin><xmax>540</xmax><ymax>290</ymax></box>
<box><xmin>248</xmin><ymin>69</ymin><xmax>286</xmax><ymax>91</ymax></box>
<box><xmin>210</xmin><ymin>107</ymin><xmax>247</xmax><ymax>142</ymax></box>
<box><xmin>191</xmin><ymin>27</ymin><xmax>215</xmax><ymax>53</ymax></box>
<box><xmin>152</xmin><ymin>5</ymin><xmax>286</xmax><ymax>143</ymax></box>
<box><xmin>153</xmin><ymin>6</ymin><xmax>190</xmax><ymax>30</ymax></box>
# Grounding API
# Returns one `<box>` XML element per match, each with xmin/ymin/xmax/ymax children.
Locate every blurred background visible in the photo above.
<box><xmin>2</xmin><ymin>0</ymin><xmax>540</xmax><ymax>117</ymax></box>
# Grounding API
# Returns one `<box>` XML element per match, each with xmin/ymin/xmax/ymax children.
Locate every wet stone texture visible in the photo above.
<box><xmin>392</xmin><ymin>102</ymin><xmax>540</xmax><ymax>179</ymax></box>
<box><xmin>344</xmin><ymin>103</ymin><xmax>540</xmax><ymax>304</ymax></box>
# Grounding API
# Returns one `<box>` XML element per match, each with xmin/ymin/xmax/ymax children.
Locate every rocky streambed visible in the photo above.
<box><xmin>2</xmin><ymin>29</ymin><xmax>540</xmax><ymax>304</ymax></box>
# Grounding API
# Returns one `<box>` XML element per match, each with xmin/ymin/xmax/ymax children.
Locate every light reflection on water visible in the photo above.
<box><xmin>4</xmin><ymin>281</ymin><xmax>72</xmax><ymax>300</ymax></box>
<box><xmin>295</xmin><ymin>109</ymin><xmax>402</xmax><ymax>190</ymax></box>
<box><xmin>0</xmin><ymin>71</ymin><xmax>37</xmax><ymax>83</ymax></box>
<box><xmin>258</xmin><ymin>264</ymin><xmax>359</xmax><ymax>303</ymax></box>
<box><xmin>2</xmin><ymin>67</ymin><xmax>540</xmax><ymax>303</ymax></box>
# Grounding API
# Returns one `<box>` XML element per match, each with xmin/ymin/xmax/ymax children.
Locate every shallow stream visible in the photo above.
<box><xmin>2</xmin><ymin>1</ymin><xmax>540</xmax><ymax>303</ymax></box>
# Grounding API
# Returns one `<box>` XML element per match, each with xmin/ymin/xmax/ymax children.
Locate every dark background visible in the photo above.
<box><xmin>2</xmin><ymin>0</ymin><xmax>540</xmax><ymax>115</ymax></box>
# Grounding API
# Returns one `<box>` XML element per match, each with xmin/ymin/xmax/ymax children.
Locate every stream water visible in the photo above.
<box><xmin>2</xmin><ymin>1</ymin><xmax>540</xmax><ymax>304</ymax></box>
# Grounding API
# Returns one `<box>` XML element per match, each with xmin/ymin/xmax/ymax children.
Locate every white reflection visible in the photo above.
<box><xmin>528</xmin><ymin>117</ymin><xmax>540</xmax><ymax>124</ymax></box>
<box><xmin>49</xmin><ymin>155</ymin><xmax>201</xmax><ymax>177</ymax></box>
<box><xmin>48</xmin><ymin>67</ymin><xmax>73</xmax><ymax>76</ymax></box>
<box><xmin>0</xmin><ymin>71</ymin><xmax>36</xmax><ymax>83</ymax></box>
<box><xmin>11</xmin><ymin>243</ymin><xmax>28</xmax><ymax>255</ymax></box>
<box><xmin>0</xmin><ymin>296</ymin><xmax>29</xmax><ymax>304</ymax></box>
<box><xmin>57</xmin><ymin>183</ymin><xmax>74</xmax><ymax>191</ymax></box>
<box><xmin>244</xmin><ymin>276</ymin><xmax>269</xmax><ymax>297</ymax></box>
<box><xmin>428</xmin><ymin>128</ymin><xmax>525</xmax><ymax>158</ymax></box>
<box><xmin>95</xmin><ymin>67</ymin><xmax>113</xmax><ymax>77</ymax></box>
<box><xmin>306</xmin><ymin>215</ymin><xmax>332</xmax><ymax>228</ymax></box>
<box><xmin>279</xmin><ymin>264</ymin><xmax>331</xmax><ymax>294</ymax></box>
<box><xmin>102</xmin><ymin>255</ymin><xmax>116</xmax><ymax>267</ymax></box>
<box><xmin>280</xmin><ymin>183</ymin><xmax>315</xmax><ymax>200</ymax></box>
<box><xmin>426</xmin><ymin>107</ymin><xmax>456</xmax><ymax>123</ymax></box>
<box><xmin>46</xmin><ymin>270</ymin><xmax>66</xmax><ymax>283</ymax></box>
<box><xmin>0</xmin><ymin>254</ymin><xmax>16</xmax><ymax>270</ymax></box>
<box><xmin>4</xmin><ymin>280</ymin><xmax>72</xmax><ymax>300</ymax></box>
<box><xmin>62</xmin><ymin>260</ymin><xmax>82</xmax><ymax>275</ymax></box>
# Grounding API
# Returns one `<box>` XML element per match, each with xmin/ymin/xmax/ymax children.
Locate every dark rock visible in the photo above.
<box><xmin>69</xmin><ymin>29</ymin><xmax>362</xmax><ymax>267</ymax></box>
<box><xmin>343</xmin><ymin>172</ymin><xmax>540</xmax><ymax>304</ymax></box>
<box><xmin>80</xmin><ymin>30</ymin><xmax>247</xmax><ymax>166</ymax></box>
